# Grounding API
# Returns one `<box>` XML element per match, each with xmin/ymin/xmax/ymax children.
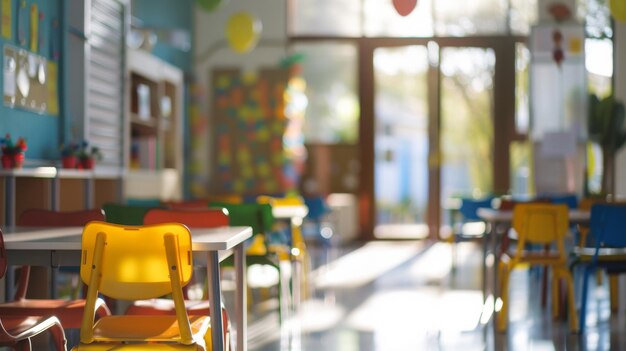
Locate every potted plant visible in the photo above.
<box><xmin>77</xmin><ymin>141</ymin><xmax>103</xmax><ymax>169</ymax></box>
<box><xmin>59</xmin><ymin>141</ymin><xmax>79</xmax><ymax>168</ymax></box>
<box><xmin>588</xmin><ymin>94</ymin><xmax>626</xmax><ymax>196</ymax></box>
<box><xmin>0</xmin><ymin>134</ymin><xmax>27</xmax><ymax>169</ymax></box>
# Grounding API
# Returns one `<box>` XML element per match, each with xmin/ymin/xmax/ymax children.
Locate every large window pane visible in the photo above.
<box><xmin>294</xmin><ymin>43</ymin><xmax>359</xmax><ymax>143</ymax></box>
<box><xmin>290</xmin><ymin>0</ymin><xmax>361</xmax><ymax>36</ymax></box>
<box><xmin>586</xmin><ymin>38</ymin><xmax>612</xmax><ymax>98</ymax></box>
<box><xmin>434</xmin><ymin>0</ymin><xmax>507</xmax><ymax>36</ymax></box>
<box><xmin>373</xmin><ymin>46</ymin><xmax>430</xmax><ymax>239</ymax></box>
<box><xmin>515</xmin><ymin>43</ymin><xmax>530</xmax><ymax>134</ymax></box>
<box><xmin>510</xmin><ymin>0</ymin><xmax>538</xmax><ymax>35</ymax></box>
<box><xmin>440</xmin><ymin>47</ymin><xmax>495</xmax><ymax>204</ymax></box>
<box><xmin>363</xmin><ymin>0</ymin><xmax>434</xmax><ymax>37</ymax></box>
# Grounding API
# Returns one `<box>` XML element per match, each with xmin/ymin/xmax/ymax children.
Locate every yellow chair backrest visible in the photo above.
<box><xmin>257</xmin><ymin>195</ymin><xmax>304</xmax><ymax>207</ymax></box>
<box><xmin>80</xmin><ymin>221</ymin><xmax>193</xmax><ymax>301</ymax></box>
<box><xmin>512</xmin><ymin>203</ymin><xmax>569</xmax><ymax>245</ymax></box>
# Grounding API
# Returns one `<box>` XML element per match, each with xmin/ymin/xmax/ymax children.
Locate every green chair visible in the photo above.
<box><xmin>102</xmin><ymin>202</ymin><xmax>164</xmax><ymax>225</ymax></box>
<box><xmin>209</xmin><ymin>201</ymin><xmax>287</xmax><ymax>319</ymax></box>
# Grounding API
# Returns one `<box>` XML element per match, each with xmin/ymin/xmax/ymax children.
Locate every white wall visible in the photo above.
<box><xmin>193</xmin><ymin>0</ymin><xmax>288</xmax><ymax>95</ymax></box>
<box><xmin>192</xmin><ymin>0</ymin><xmax>288</xmax><ymax>186</ymax></box>
<box><xmin>615</xmin><ymin>21</ymin><xmax>626</xmax><ymax>197</ymax></box>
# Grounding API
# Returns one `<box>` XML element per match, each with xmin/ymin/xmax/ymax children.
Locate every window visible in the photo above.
<box><xmin>293</xmin><ymin>42</ymin><xmax>359</xmax><ymax>143</ymax></box>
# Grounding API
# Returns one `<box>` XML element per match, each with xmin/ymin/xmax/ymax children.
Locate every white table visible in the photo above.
<box><xmin>3</xmin><ymin>225</ymin><xmax>252</xmax><ymax>351</ymax></box>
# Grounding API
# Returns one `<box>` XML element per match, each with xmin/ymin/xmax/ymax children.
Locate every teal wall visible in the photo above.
<box><xmin>132</xmin><ymin>0</ymin><xmax>194</xmax><ymax>197</ymax></box>
<box><xmin>132</xmin><ymin>0</ymin><xmax>193</xmax><ymax>73</ymax></box>
<box><xmin>0</xmin><ymin>0</ymin><xmax>62</xmax><ymax>161</ymax></box>
<box><xmin>0</xmin><ymin>0</ymin><xmax>193</xmax><ymax>169</ymax></box>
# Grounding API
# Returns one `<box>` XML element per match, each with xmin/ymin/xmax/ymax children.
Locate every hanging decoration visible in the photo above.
<box><xmin>552</xmin><ymin>29</ymin><xmax>564</xmax><ymax>67</ymax></box>
<box><xmin>225</xmin><ymin>12</ymin><xmax>262</xmax><ymax>54</ymax></box>
<box><xmin>197</xmin><ymin>0</ymin><xmax>227</xmax><ymax>13</ymax></box>
<box><xmin>547</xmin><ymin>2</ymin><xmax>571</xmax><ymax>22</ymax></box>
<box><xmin>610</xmin><ymin>0</ymin><xmax>626</xmax><ymax>22</ymax></box>
<box><xmin>392</xmin><ymin>0</ymin><xmax>417</xmax><ymax>17</ymax></box>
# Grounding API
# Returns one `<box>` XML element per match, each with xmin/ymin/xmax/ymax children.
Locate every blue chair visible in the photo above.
<box><xmin>573</xmin><ymin>203</ymin><xmax>626</xmax><ymax>331</ymax></box>
<box><xmin>302</xmin><ymin>195</ymin><xmax>332</xmax><ymax>246</ymax></box>
<box><xmin>450</xmin><ymin>196</ymin><xmax>494</xmax><ymax>271</ymax></box>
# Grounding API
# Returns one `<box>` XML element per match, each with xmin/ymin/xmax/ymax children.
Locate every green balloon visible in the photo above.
<box><xmin>197</xmin><ymin>0</ymin><xmax>226</xmax><ymax>12</ymax></box>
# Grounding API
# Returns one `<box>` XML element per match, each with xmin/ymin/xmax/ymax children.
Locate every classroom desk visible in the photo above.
<box><xmin>3</xmin><ymin>225</ymin><xmax>252</xmax><ymax>351</ymax></box>
<box><xmin>476</xmin><ymin>208</ymin><xmax>590</xmax><ymax>321</ymax></box>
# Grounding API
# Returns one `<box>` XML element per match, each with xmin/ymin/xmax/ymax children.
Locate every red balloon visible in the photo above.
<box><xmin>392</xmin><ymin>0</ymin><xmax>418</xmax><ymax>16</ymax></box>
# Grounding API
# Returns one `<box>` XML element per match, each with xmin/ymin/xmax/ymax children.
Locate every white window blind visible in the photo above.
<box><xmin>86</xmin><ymin>0</ymin><xmax>125</xmax><ymax>167</ymax></box>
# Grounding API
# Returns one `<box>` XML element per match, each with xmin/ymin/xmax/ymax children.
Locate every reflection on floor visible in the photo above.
<box><xmin>233</xmin><ymin>240</ymin><xmax>626</xmax><ymax>351</ymax></box>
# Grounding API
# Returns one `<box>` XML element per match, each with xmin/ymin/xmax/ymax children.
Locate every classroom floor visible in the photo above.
<box><xmin>238</xmin><ymin>239</ymin><xmax>626</xmax><ymax>351</ymax></box>
<box><xmin>14</xmin><ymin>238</ymin><xmax>626</xmax><ymax>350</ymax></box>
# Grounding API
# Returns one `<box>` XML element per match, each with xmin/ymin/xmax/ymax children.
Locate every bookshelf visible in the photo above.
<box><xmin>125</xmin><ymin>49</ymin><xmax>183</xmax><ymax>201</ymax></box>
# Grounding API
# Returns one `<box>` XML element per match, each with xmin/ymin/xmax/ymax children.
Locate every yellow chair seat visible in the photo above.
<box><xmin>92</xmin><ymin>315</ymin><xmax>210</xmax><ymax>342</ymax></box>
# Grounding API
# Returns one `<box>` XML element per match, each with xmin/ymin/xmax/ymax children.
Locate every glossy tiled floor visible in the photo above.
<box><xmin>15</xmin><ymin>239</ymin><xmax>626</xmax><ymax>350</ymax></box>
<box><xmin>236</xmin><ymin>240</ymin><xmax>626</xmax><ymax>351</ymax></box>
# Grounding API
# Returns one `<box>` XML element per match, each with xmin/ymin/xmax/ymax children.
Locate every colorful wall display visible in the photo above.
<box><xmin>211</xmin><ymin>68</ymin><xmax>293</xmax><ymax>195</ymax></box>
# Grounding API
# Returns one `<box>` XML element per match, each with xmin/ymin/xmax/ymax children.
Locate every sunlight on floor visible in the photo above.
<box><xmin>346</xmin><ymin>288</ymin><xmax>483</xmax><ymax>333</ymax></box>
<box><xmin>374</xmin><ymin>224</ymin><xmax>430</xmax><ymax>240</ymax></box>
<box><xmin>311</xmin><ymin>241</ymin><xmax>424</xmax><ymax>289</ymax></box>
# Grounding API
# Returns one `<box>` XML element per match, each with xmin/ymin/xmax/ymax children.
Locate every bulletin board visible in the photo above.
<box><xmin>211</xmin><ymin>68</ymin><xmax>291</xmax><ymax>195</ymax></box>
<box><xmin>3</xmin><ymin>44</ymin><xmax>56</xmax><ymax>114</ymax></box>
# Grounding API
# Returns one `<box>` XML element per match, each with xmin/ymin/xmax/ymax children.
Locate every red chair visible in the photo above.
<box><xmin>0</xmin><ymin>209</ymin><xmax>111</xmax><ymax>329</ymax></box>
<box><xmin>126</xmin><ymin>208</ymin><xmax>232</xmax><ymax>348</ymax></box>
<box><xmin>164</xmin><ymin>199</ymin><xmax>212</xmax><ymax>210</ymax></box>
<box><xmin>0</xmin><ymin>229</ymin><xmax>67</xmax><ymax>351</ymax></box>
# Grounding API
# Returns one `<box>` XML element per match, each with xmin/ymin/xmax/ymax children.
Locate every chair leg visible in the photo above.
<box><xmin>49</xmin><ymin>322</ymin><xmax>67</xmax><ymax>351</ymax></box>
<box><xmin>551</xmin><ymin>268</ymin><xmax>559</xmax><ymax>319</ymax></box>
<box><xmin>562</xmin><ymin>269</ymin><xmax>580</xmax><ymax>333</ymax></box>
<box><xmin>610</xmin><ymin>275</ymin><xmax>619</xmax><ymax>313</ymax></box>
<box><xmin>497</xmin><ymin>262</ymin><xmax>511</xmax><ymax>332</ymax></box>
<box><xmin>579</xmin><ymin>265</ymin><xmax>593</xmax><ymax>332</ymax></box>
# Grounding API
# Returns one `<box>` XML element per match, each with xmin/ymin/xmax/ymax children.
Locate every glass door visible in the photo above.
<box><xmin>439</xmin><ymin>47</ymin><xmax>495</xmax><ymax>235</ymax></box>
<box><xmin>372</xmin><ymin>44</ymin><xmax>495</xmax><ymax>240</ymax></box>
<box><xmin>373</xmin><ymin>45</ymin><xmax>430</xmax><ymax>239</ymax></box>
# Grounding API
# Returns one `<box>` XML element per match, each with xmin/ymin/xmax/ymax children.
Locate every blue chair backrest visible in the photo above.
<box><xmin>590</xmin><ymin>204</ymin><xmax>626</xmax><ymax>249</ymax></box>
<box><xmin>459</xmin><ymin>197</ymin><xmax>494</xmax><ymax>221</ymax></box>
<box><xmin>304</xmin><ymin>196</ymin><xmax>330</xmax><ymax>221</ymax></box>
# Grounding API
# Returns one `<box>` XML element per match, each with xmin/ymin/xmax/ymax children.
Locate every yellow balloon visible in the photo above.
<box><xmin>611</xmin><ymin>0</ymin><xmax>626</xmax><ymax>22</ymax></box>
<box><xmin>226</xmin><ymin>12</ymin><xmax>262</xmax><ymax>53</ymax></box>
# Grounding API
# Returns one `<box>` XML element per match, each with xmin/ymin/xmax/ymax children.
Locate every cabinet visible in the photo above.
<box><xmin>125</xmin><ymin>49</ymin><xmax>183</xmax><ymax>201</ymax></box>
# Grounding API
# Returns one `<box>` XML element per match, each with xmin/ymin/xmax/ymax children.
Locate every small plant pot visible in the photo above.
<box><xmin>62</xmin><ymin>155</ymin><xmax>78</xmax><ymax>169</ymax></box>
<box><xmin>81</xmin><ymin>157</ymin><xmax>95</xmax><ymax>170</ymax></box>
<box><xmin>1</xmin><ymin>154</ymin><xmax>12</xmax><ymax>169</ymax></box>
<box><xmin>2</xmin><ymin>153</ymin><xmax>24</xmax><ymax>169</ymax></box>
<box><xmin>12</xmin><ymin>153</ymin><xmax>24</xmax><ymax>168</ymax></box>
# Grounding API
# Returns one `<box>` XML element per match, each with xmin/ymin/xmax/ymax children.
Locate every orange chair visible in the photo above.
<box><xmin>0</xmin><ymin>229</ymin><xmax>67</xmax><ymax>351</ymax></box>
<box><xmin>497</xmin><ymin>203</ymin><xmax>579</xmax><ymax>333</ymax></box>
<box><xmin>73</xmin><ymin>221</ymin><xmax>212</xmax><ymax>350</ymax></box>
<box><xmin>0</xmin><ymin>209</ymin><xmax>111</xmax><ymax>329</ymax></box>
<box><xmin>165</xmin><ymin>199</ymin><xmax>214</xmax><ymax>210</ymax></box>
<box><xmin>126</xmin><ymin>208</ymin><xmax>231</xmax><ymax>348</ymax></box>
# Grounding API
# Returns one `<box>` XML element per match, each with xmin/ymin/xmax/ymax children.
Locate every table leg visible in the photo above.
<box><xmin>207</xmin><ymin>251</ymin><xmax>225</xmax><ymax>351</ymax></box>
<box><xmin>235</xmin><ymin>243</ymin><xmax>247</xmax><ymax>351</ymax></box>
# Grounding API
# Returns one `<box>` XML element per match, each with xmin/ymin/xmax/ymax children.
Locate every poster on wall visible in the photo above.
<box><xmin>211</xmin><ymin>68</ymin><xmax>291</xmax><ymax>195</ymax></box>
<box><xmin>3</xmin><ymin>44</ymin><xmax>55</xmax><ymax>114</ymax></box>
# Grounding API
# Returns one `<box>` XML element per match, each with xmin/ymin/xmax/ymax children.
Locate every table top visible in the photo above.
<box><xmin>477</xmin><ymin>208</ymin><xmax>590</xmax><ymax>223</ymax></box>
<box><xmin>3</xmin><ymin>225</ymin><xmax>252</xmax><ymax>251</ymax></box>
<box><xmin>272</xmin><ymin>204</ymin><xmax>309</xmax><ymax>219</ymax></box>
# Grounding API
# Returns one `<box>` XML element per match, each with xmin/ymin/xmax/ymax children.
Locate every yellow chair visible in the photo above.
<box><xmin>72</xmin><ymin>221</ymin><xmax>212</xmax><ymax>350</ymax></box>
<box><xmin>257</xmin><ymin>195</ymin><xmax>310</xmax><ymax>300</ymax></box>
<box><xmin>497</xmin><ymin>203</ymin><xmax>579</xmax><ymax>333</ymax></box>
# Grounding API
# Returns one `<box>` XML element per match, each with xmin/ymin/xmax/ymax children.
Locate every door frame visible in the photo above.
<box><xmin>359</xmin><ymin>36</ymin><xmax>524</xmax><ymax>241</ymax></box>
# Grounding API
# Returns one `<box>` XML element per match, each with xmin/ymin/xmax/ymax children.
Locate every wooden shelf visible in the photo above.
<box><xmin>126</xmin><ymin>49</ymin><xmax>183</xmax><ymax>201</ymax></box>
